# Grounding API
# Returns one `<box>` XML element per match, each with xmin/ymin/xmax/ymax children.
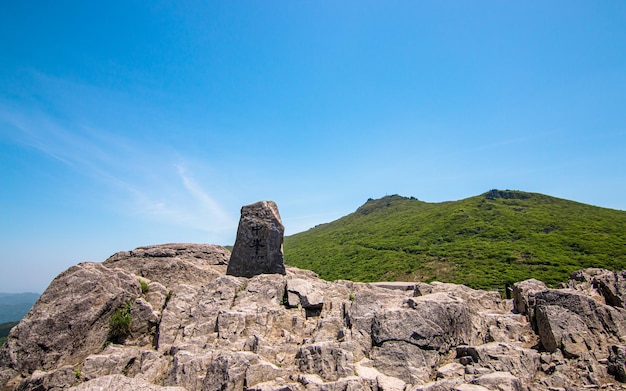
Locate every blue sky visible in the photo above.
<box><xmin>1</xmin><ymin>1</ymin><xmax>625</xmax><ymax>293</ymax></box>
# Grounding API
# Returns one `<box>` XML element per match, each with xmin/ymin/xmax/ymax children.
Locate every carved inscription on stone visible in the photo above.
<box><xmin>226</xmin><ymin>200</ymin><xmax>286</xmax><ymax>277</ymax></box>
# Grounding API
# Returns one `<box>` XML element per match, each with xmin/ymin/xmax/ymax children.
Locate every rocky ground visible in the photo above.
<box><xmin>1</xmin><ymin>243</ymin><xmax>625</xmax><ymax>390</ymax></box>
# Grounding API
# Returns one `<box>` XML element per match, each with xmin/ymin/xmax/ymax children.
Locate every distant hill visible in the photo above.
<box><xmin>0</xmin><ymin>293</ymin><xmax>39</xmax><ymax>323</ymax></box>
<box><xmin>284</xmin><ymin>190</ymin><xmax>626</xmax><ymax>291</ymax></box>
<box><xmin>0</xmin><ymin>321</ymin><xmax>18</xmax><ymax>347</ymax></box>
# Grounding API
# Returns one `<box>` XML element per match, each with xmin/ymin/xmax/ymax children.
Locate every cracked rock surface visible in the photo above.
<box><xmin>1</xmin><ymin>243</ymin><xmax>626</xmax><ymax>390</ymax></box>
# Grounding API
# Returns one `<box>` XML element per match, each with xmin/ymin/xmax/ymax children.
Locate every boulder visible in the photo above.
<box><xmin>103</xmin><ymin>243</ymin><xmax>229</xmax><ymax>288</ymax></box>
<box><xmin>201</xmin><ymin>352</ymin><xmax>250</xmax><ymax>391</ymax></box>
<box><xmin>608</xmin><ymin>345</ymin><xmax>626</xmax><ymax>382</ymax></box>
<box><xmin>286</xmin><ymin>278</ymin><xmax>324</xmax><ymax>309</ymax></box>
<box><xmin>594</xmin><ymin>270</ymin><xmax>626</xmax><ymax>308</ymax></box>
<box><xmin>68</xmin><ymin>374</ymin><xmax>186</xmax><ymax>390</ymax></box>
<box><xmin>455</xmin><ymin>343</ymin><xmax>540</xmax><ymax>383</ymax></box>
<box><xmin>471</xmin><ymin>371</ymin><xmax>523</xmax><ymax>391</ymax></box>
<box><xmin>81</xmin><ymin>346</ymin><xmax>167</xmax><ymax>383</ymax></box>
<box><xmin>0</xmin><ymin>263</ymin><xmax>140</xmax><ymax>374</ymax></box>
<box><xmin>227</xmin><ymin>201</ymin><xmax>286</xmax><ymax>277</ymax></box>
<box><xmin>511</xmin><ymin>278</ymin><xmax>547</xmax><ymax>317</ymax></box>
<box><xmin>564</xmin><ymin>268</ymin><xmax>626</xmax><ymax>308</ymax></box>
<box><xmin>533</xmin><ymin>289</ymin><xmax>626</xmax><ymax>356</ymax></box>
<box><xmin>436</xmin><ymin>363</ymin><xmax>465</xmax><ymax>379</ymax></box>
<box><xmin>14</xmin><ymin>366</ymin><xmax>78</xmax><ymax>391</ymax></box>
<box><xmin>295</xmin><ymin>342</ymin><xmax>354</xmax><ymax>381</ymax></box>
<box><xmin>163</xmin><ymin>350</ymin><xmax>214</xmax><ymax>390</ymax></box>
<box><xmin>535</xmin><ymin>304</ymin><xmax>591</xmax><ymax>358</ymax></box>
<box><xmin>156</xmin><ymin>275</ymin><xmax>244</xmax><ymax>353</ymax></box>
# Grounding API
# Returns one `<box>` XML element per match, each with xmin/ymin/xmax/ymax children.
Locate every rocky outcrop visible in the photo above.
<box><xmin>227</xmin><ymin>201</ymin><xmax>286</xmax><ymax>278</ymax></box>
<box><xmin>0</xmin><ymin>263</ymin><xmax>141</xmax><ymax>374</ymax></box>
<box><xmin>1</xmin><ymin>243</ymin><xmax>626</xmax><ymax>390</ymax></box>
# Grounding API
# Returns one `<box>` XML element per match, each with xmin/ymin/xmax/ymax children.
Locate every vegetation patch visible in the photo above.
<box><xmin>138</xmin><ymin>279</ymin><xmax>149</xmax><ymax>294</ymax></box>
<box><xmin>107</xmin><ymin>301</ymin><xmax>133</xmax><ymax>344</ymax></box>
<box><xmin>284</xmin><ymin>190</ymin><xmax>626</xmax><ymax>293</ymax></box>
<box><xmin>0</xmin><ymin>321</ymin><xmax>18</xmax><ymax>347</ymax></box>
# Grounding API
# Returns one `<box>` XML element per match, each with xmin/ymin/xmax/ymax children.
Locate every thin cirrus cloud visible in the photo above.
<box><xmin>176</xmin><ymin>164</ymin><xmax>236</xmax><ymax>229</ymax></box>
<box><xmin>0</xmin><ymin>92</ymin><xmax>234</xmax><ymax>237</ymax></box>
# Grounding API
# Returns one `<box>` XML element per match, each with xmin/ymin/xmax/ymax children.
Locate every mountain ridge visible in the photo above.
<box><xmin>0</xmin><ymin>293</ymin><xmax>39</xmax><ymax>324</ymax></box>
<box><xmin>284</xmin><ymin>189</ymin><xmax>626</xmax><ymax>291</ymax></box>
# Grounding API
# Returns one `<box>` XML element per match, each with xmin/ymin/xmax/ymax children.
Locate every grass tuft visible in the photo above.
<box><xmin>107</xmin><ymin>301</ymin><xmax>133</xmax><ymax>344</ymax></box>
<box><xmin>138</xmin><ymin>279</ymin><xmax>149</xmax><ymax>294</ymax></box>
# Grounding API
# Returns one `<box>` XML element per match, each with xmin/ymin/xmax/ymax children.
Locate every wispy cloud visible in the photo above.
<box><xmin>176</xmin><ymin>164</ymin><xmax>234</xmax><ymax>227</ymax></box>
<box><xmin>0</xmin><ymin>73</ymin><xmax>236</xmax><ymax>238</ymax></box>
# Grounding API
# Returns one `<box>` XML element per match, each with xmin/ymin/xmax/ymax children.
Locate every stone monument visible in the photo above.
<box><xmin>226</xmin><ymin>200</ymin><xmax>286</xmax><ymax>277</ymax></box>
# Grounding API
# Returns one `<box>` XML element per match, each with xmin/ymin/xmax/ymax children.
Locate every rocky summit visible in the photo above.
<box><xmin>1</xmin><ymin>243</ymin><xmax>626</xmax><ymax>391</ymax></box>
<box><xmin>227</xmin><ymin>201</ymin><xmax>286</xmax><ymax>278</ymax></box>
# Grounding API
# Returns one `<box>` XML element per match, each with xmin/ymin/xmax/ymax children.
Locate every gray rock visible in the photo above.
<box><xmin>81</xmin><ymin>346</ymin><xmax>167</xmax><ymax>383</ymax></box>
<box><xmin>436</xmin><ymin>362</ymin><xmax>465</xmax><ymax>379</ymax></box>
<box><xmin>245</xmin><ymin>360</ymin><xmax>285</xmax><ymax>389</ymax></box>
<box><xmin>227</xmin><ymin>201</ymin><xmax>286</xmax><ymax>277</ymax></box>
<box><xmin>69</xmin><ymin>374</ymin><xmax>186</xmax><ymax>390</ymax></box>
<box><xmin>201</xmin><ymin>352</ymin><xmax>251</xmax><ymax>391</ymax></box>
<box><xmin>455</xmin><ymin>384</ymin><xmax>490</xmax><ymax>391</ymax></box>
<box><xmin>296</xmin><ymin>342</ymin><xmax>354</xmax><ymax>381</ymax></box>
<box><xmin>533</xmin><ymin>289</ymin><xmax>626</xmax><ymax>356</ymax></box>
<box><xmin>103</xmin><ymin>243</ymin><xmax>229</xmax><ymax>288</ymax></box>
<box><xmin>0</xmin><ymin>262</ymin><xmax>140</xmax><ymax>374</ymax></box>
<box><xmin>471</xmin><ymin>371</ymin><xmax>523</xmax><ymax>391</ymax></box>
<box><xmin>164</xmin><ymin>350</ymin><xmax>213</xmax><ymax>390</ymax></box>
<box><xmin>456</xmin><ymin>343</ymin><xmax>540</xmax><ymax>383</ymax></box>
<box><xmin>409</xmin><ymin>379</ymin><xmax>463</xmax><ymax>391</ymax></box>
<box><xmin>511</xmin><ymin>278</ymin><xmax>547</xmax><ymax>316</ymax></box>
<box><xmin>608</xmin><ymin>345</ymin><xmax>626</xmax><ymax>382</ymax></box>
<box><xmin>565</xmin><ymin>268</ymin><xmax>621</xmax><ymax>306</ymax></box>
<box><xmin>369</xmin><ymin>282</ymin><xmax>416</xmax><ymax>291</ymax></box>
<box><xmin>594</xmin><ymin>270</ymin><xmax>626</xmax><ymax>308</ymax></box>
<box><xmin>535</xmin><ymin>304</ymin><xmax>591</xmax><ymax>358</ymax></box>
<box><xmin>375</xmin><ymin>374</ymin><xmax>406</xmax><ymax>391</ymax></box>
<box><xmin>15</xmin><ymin>366</ymin><xmax>78</xmax><ymax>391</ymax></box>
<box><xmin>156</xmin><ymin>275</ymin><xmax>244</xmax><ymax>353</ymax></box>
<box><xmin>403</xmin><ymin>293</ymin><xmax>475</xmax><ymax>349</ymax></box>
<box><xmin>296</xmin><ymin>374</ymin><xmax>372</xmax><ymax>391</ymax></box>
<box><xmin>371</xmin><ymin>340</ymin><xmax>432</xmax><ymax>384</ymax></box>
<box><xmin>0</xmin><ymin>367</ymin><xmax>19</xmax><ymax>389</ymax></box>
<box><xmin>286</xmin><ymin>278</ymin><xmax>324</xmax><ymax>309</ymax></box>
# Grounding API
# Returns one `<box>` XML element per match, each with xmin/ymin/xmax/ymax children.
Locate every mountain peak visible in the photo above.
<box><xmin>285</xmin><ymin>190</ymin><xmax>626</xmax><ymax>289</ymax></box>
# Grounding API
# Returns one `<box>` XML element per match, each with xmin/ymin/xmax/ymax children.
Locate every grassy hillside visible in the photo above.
<box><xmin>284</xmin><ymin>190</ymin><xmax>626</xmax><ymax>291</ymax></box>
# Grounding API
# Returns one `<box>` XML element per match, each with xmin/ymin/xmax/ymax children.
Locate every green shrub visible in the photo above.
<box><xmin>138</xmin><ymin>279</ymin><xmax>149</xmax><ymax>294</ymax></box>
<box><xmin>107</xmin><ymin>301</ymin><xmax>133</xmax><ymax>344</ymax></box>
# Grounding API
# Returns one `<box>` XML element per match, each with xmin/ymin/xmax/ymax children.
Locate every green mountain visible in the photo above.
<box><xmin>0</xmin><ymin>293</ymin><xmax>39</xmax><ymax>323</ymax></box>
<box><xmin>284</xmin><ymin>190</ymin><xmax>626</xmax><ymax>292</ymax></box>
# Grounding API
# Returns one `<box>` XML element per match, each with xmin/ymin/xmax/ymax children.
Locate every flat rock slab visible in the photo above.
<box><xmin>227</xmin><ymin>201</ymin><xmax>286</xmax><ymax>277</ymax></box>
<box><xmin>370</xmin><ymin>282</ymin><xmax>417</xmax><ymax>291</ymax></box>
